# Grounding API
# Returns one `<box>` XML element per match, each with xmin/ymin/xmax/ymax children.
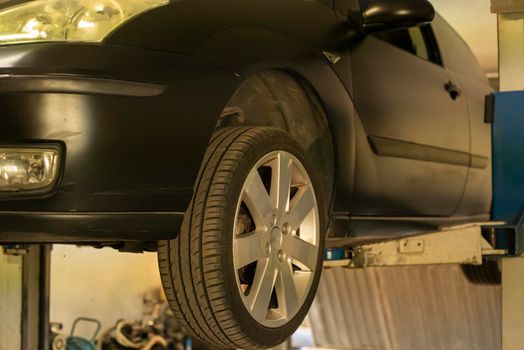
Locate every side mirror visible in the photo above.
<box><xmin>342</xmin><ymin>0</ymin><xmax>435</xmax><ymax>33</ymax></box>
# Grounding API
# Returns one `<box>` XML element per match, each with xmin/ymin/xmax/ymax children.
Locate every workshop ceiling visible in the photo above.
<box><xmin>431</xmin><ymin>0</ymin><xmax>498</xmax><ymax>76</ymax></box>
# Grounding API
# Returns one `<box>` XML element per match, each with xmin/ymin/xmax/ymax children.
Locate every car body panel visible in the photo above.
<box><xmin>109</xmin><ymin>0</ymin><xmax>357</xmax><ymax>213</ymax></box>
<box><xmin>0</xmin><ymin>1</ymin><xmax>354</xmax><ymax>242</ymax></box>
<box><xmin>452</xmin><ymin>73</ymin><xmax>493</xmax><ymax>217</ymax></box>
<box><xmin>0</xmin><ymin>1</ymin><xmax>493</xmax><ymax>244</ymax></box>
<box><xmin>0</xmin><ymin>43</ymin><xmax>238</xmax><ymax>214</ymax></box>
<box><xmin>431</xmin><ymin>14</ymin><xmax>493</xmax><ymax>217</ymax></box>
<box><xmin>0</xmin><ymin>212</ymin><xmax>183</xmax><ymax>243</ymax></box>
<box><xmin>350</xmin><ymin>34</ymin><xmax>470</xmax><ymax>216</ymax></box>
<box><xmin>105</xmin><ymin>0</ymin><xmax>347</xmax><ymax>55</ymax></box>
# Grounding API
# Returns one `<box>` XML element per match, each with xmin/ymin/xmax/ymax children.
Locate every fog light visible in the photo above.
<box><xmin>0</xmin><ymin>148</ymin><xmax>60</xmax><ymax>192</ymax></box>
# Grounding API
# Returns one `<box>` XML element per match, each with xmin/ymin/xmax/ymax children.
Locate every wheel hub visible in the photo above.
<box><xmin>270</xmin><ymin>226</ymin><xmax>283</xmax><ymax>250</ymax></box>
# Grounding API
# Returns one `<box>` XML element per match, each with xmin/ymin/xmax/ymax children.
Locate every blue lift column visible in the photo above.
<box><xmin>491</xmin><ymin>90</ymin><xmax>524</xmax><ymax>350</ymax></box>
<box><xmin>491</xmin><ymin>1</ymin><xmax>524</xmax><ymax>348</ymax></box>
<box><xmin>492</xmin><ymin>91</ymin><xmax>524</xmax><ymax>247</ymax></box>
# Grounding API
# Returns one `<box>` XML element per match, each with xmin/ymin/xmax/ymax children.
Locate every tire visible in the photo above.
<box><xmin>158</xmin><ymin>127</ymin><xmax>326</xmax><ymax>349</ymax></box>
<box><xmin>461</xmin><ymin>259</ymin><xmax>501</xmax><ymax>285</ymax></box>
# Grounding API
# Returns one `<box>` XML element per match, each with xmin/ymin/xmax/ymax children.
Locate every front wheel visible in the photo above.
<box><xmin>158</xmin><ymin>127</ymin><xmax>326</xmax><ymax>349</ymax></box>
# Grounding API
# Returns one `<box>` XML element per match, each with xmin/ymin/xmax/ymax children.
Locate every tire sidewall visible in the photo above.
<box><xmin>219</xmin><ymin>129</ymin><xmax>326</xmax><ymax>347</ymax></box>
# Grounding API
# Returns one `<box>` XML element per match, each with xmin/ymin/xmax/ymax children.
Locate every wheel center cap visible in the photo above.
<box><xmin>270</xmin><ymin>227</ymin><xmax>282</xmax><ymax>250</ymax></box>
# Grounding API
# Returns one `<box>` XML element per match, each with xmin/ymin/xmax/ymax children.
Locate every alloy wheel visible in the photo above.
<box><xmin>233</xmin><ymin>150</ymin><xmax>320</xmax><ymax>328</ymax></box>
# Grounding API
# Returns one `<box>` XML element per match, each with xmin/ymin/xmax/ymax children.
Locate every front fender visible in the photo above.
<box><xmin>107</xmin><ymin>0</ymin><xmax>358</xmax><ymax>210</ymax></box>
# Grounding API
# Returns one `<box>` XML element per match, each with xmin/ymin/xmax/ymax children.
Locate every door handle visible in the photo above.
<box><xmin>444</xmin><ymin>81</ymin><xmax>461</xmax><ymax>100</ymax></box>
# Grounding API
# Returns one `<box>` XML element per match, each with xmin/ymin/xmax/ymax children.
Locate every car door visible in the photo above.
<box><xmin>429</xmin><ymin>14</ymin><xmax>493</xmax><ymax>218</ymax></box>
<box><xmin>349</xmin><ymin>25</ymin><xmax>470</xmax><ymax>217</ymax></box>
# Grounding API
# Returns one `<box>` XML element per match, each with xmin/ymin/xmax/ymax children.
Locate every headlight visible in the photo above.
<box><xmin>0</xmin><ymin>0</ymin><xmax>168</xmax><ymax>45</ymax></box>
<box><xmin>0</xmin><ymin>148</ymin><xmax>60</xmax><ymax>192</ymax></box>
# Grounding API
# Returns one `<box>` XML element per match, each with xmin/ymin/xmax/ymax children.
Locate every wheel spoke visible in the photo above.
<box><xmin>288</xmin><ymin>186</ymin><xmax>316</xmax><ymax>231</ymax></box>
<box><xmin>233</xmin><ymin>230</ymin><xmax>268</xmax><ymax>269</ymax></box>
<box><xmin>243</xmin><ymin>170</ymin><xmax>273</xmax><ymax>228</ymax></box>
<box><xmin>288</xmin><ymin>236</ymin><xmax>318</xmax><ymax>271</ymax></box>
<box><xmin>270</xmin><ymin>152</ymin><xmax>293</xmax><ymax>215</ymax></box>
<box><xmin>247</xmin><ymin>257</ymin><xmax>278</xmax><ymax>321</ymax></box>
<box><xmin>276</xmin><ymin>261</ymin><xmax>299</xmax><ymax>317</ymax></box>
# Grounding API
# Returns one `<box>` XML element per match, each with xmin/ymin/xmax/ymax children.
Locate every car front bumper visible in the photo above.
<box><xmin>0</xmin><ymin>42</ymin><xmax>238</xmax><ymax>242</ymax></box>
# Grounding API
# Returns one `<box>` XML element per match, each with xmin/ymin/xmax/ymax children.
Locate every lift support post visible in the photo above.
<box><xmin>0</xmin><ymin>245</ymin><xmax>51</xmax><ymax>350</ymax></box>
<box><xmin>0</xmin><ymin>250</ymin><xmax>22</xmax><ymax>350</ymax></box>
<box><xmin>490</xmin><ymin>1</ymin><xmax>524</xmax><ymax>349</ymax></box>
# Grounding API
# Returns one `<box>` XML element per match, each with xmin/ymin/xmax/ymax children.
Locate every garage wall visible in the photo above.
<box><xmin>430</xmin><ymin>0</ymin><xmax>498</xmax><ymax>75</ymax></box>
<box><xmin>50</xmin><ymin>245</ymin><xmax>162</xmax><ymax>337</ymax></box>
<box><xmin>0</xmin><ymin>251</ymin><xmax>21</xmax><ymax>350</ymax></box>
<box><xmin>310</xmin><ymin>265</ymin><xmax>500</xmax><ymax>350</ymax></box>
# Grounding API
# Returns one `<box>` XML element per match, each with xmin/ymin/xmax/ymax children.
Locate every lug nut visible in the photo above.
<box><xmin>270</xmin><ymin>215</ymin><xmax>277</xmax><ymax>227</ymax></box>
<box><xmin>282</xmin><ymin>223</ymin><xmax>291</xmax><ymax>235</ymax></box>
<box><xmin>278</xmin><ymin>249</ymin><xmax>285</xmax><ymax>262</ymax></box>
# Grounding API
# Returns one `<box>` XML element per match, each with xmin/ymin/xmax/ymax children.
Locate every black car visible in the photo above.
<box><xmin>0</xmin><ymin>0</ymin><xmax>491</xmax><ymax>348</ymax></box>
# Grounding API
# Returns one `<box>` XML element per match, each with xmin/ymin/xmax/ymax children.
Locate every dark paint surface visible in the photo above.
<box><xmin>0</xmin><ymin>44</ymin><xmax>238</xmax><ymax>214</ymax></box>
<box><xmin>0</xmin><ymin>0</ymin><xmax>492</xmax><ymax>243</ymax></box>
<box><xmin>350</xmin><ymin>34</ymin><xmax>470</xmax><ymax>216</ymax></box>
<box><xmin>360</xmin><ymin>0</ymin><xmax>435</xmax><ymax>32</ymax></box>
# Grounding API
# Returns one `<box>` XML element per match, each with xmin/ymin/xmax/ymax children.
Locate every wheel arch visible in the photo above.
<box><xmin>219</xmin><ymin>70</ymin><xmax>337</xmax><ymax>214</ymax></box>
<box><xmin>212</xmin><ymin>54</ymin><xmax>357</xmax><ymax>214</ymax></box>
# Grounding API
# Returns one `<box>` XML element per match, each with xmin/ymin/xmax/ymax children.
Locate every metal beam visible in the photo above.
<box><xmin>21</xmin><ymin>245</ymin><xmax>51</xmax><ymax>350</ymax></box>
<box><xmin>324</xmin><ymin>223</ymin><xmax>507</xmax><ymax>268</ymax></box>
<box><xmin>497</xmin><ymin>13</ymin><xmax>524</xmax><ymax>91</ymax></box>
<box><xmin>492</xmin><ymin>0</ymin><xmax>524</xmax><ymax>91</ymax></box>
<box><xmin>0</xmin><ymin>245</ymin><xmax>51</xmax><ymax>350</ymax></box>
<box><xmin>492</xmin><ymin>0</ymin><xmax>524</xmax><ymax>13</ymax></box>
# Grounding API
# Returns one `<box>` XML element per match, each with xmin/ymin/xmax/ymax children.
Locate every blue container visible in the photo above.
<box><xmin>492</xmin><ymin>91</ymin><xmax>524</xmax><ymax>226</ymax></box>
<box><xmin>324</xmin><ymin>247</ymin><xmax>346</xmax><ymax>261</ymax></box>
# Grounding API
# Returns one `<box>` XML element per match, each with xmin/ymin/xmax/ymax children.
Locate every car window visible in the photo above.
<box><xmin>407</xmin><ymin>27</ymin><xmax>429</xmax><ymax>60</ymax></box>
<box><xmin>431</xmin><ymin>14</ymin><xmax>486</xmax><ymax>81</ymax></box>
<box><xmin>373</xmin><ymin>26</ymin><xmax>440</xmax><ymax>64</ymax></box>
